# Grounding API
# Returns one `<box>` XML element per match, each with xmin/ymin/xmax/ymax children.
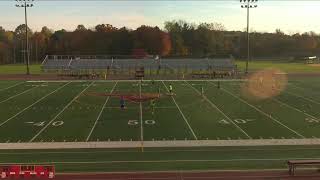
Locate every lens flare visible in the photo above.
<box><xmin>241</xmin><ymin>68</ymin><xmax>288</xmax><ymax>100</ymax></box>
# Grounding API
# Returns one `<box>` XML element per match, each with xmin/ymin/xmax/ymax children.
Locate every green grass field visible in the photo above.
<box><xmin>0</xmin><ymin>77</ymin><xmax>320</xmax><ymax>172</ymax></box>
<box><xmin>0</xmin><ymin>64</ymin><xmax>41</xmax><ymax>74</ymax></box>
<box><xmin>1</xmin><ymin>79</ymin><xmax>320</xmax><ymax>142</ymax></box>
<box><xmin>236</xmin><ymin>60</ymin><xmax>320</xmax><ymax>73</ymax></box>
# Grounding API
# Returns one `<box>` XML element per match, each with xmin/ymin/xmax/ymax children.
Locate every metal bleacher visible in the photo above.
<box><xmin>209</xmin><ymin>58</ymin><xmax>236</xmax><ymax>71</ymax></box>
<box><xmin>41</xmin><ymin>55</ymin><xmax>237</xmax><ymax>77</ymax></box>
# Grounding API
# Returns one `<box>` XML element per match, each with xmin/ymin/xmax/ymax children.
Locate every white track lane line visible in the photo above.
<box><xmin>161</xmin><ymin>81</ymin><xmax>198</xmax><ymax>140</ymax></box>
<box><xmin>29</xmin><ymin>82</ymin><xmax>94</xmax><ymax>142</ymax></box>
<box><xmin>0</xmin><ymin>82</ymin><xmax>70</xmax><ymax>127</ymax></box>
<box><xmin>0</xmin><ymin>86</ymin><xmax>38</xmax><ymax>104</ymax></box>
<box><xmin>1</xmin><ymin>157</ymin><xmax>320</xmax><ymax>165</ymax></box>
<box><xmin>211</xmin><ymin>82</ymin><xmax>305</xmax><ymax>138</ymax></box>
<box><xmin>86</xmin><ymin>82</ymin><xmax>118</xmax><ymax>142</ymax></box>
<box><xmin>185</xmin><ymin>81</ymin><xmax>251</xmax><ymax>139</ymax></box>
<box><xmin>0</xmin><ymin>82</ymin><xmax>24</xmax><ymax>92</ymax></box>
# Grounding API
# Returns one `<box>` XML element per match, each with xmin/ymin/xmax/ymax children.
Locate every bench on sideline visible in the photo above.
<box><xmin>288</xmin><ymin>160</ymin><xmax>320</xmax><ymax>175</ymax></box>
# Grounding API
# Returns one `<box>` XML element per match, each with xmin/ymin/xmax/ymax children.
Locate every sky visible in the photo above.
<box><xmin>0</xmin><ymin>0</ymin><xmax>319</xmax><ymax>34</ymax></box>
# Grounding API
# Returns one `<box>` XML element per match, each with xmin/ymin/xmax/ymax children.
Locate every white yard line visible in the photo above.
<box><xmin>212</xmin><ymin>82</ymin><xmax>305</xmax><ymax>138</ymax></box>
<box><xmin>29</xmin><ymin>82</ymin><xmax>94</xmax><ymax>142</ymax></box>
<box><xmin>0</xmin><ymin>82</ymin><xmax>70</xmax><ymax>127</ymax></box>
<box><xmin>185</xmin><ymin>81</ymin><xmax>251</xmax><ymax>139</ymax></box>
<box><xmin>0</xmin><ymin>86</ymin><xmax>38</xmax><ymax>104</ymax></box>
<box><xmin>0</xmin><ymin>82</ymin><xmax>24</xmax><ymax>92</ymax></box>
<box><xmin>86</xmin><ymin>82</ymin><xmax>118</xmax><ymax>142</ymax></box>
<box><xmin>285</xmin><ymin>91</ymin><xmax>320</xmax><ymax>105</ymax></box>
<box><xmin>286</xmin><ymin>83</ymin><xmax>320</xmax><ymax>97</ymax></box>
<box><xmin>139</xmin><ymin>81</ymin><xmax>144</xmax><ymax>143</ymax></box>
<box><xmin>273</xmin><ymin>98</ymin><xmax>318</xmax><ymax>120</ymax></box>
<box><xmin>161</xmin><ymin>81</ymin><xmax>198</xmax><ymax>140</ymax></box>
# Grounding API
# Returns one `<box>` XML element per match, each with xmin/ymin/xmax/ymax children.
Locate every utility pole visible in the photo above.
<box><xmin>240</xmin><ymin>0</ymin><xmax>258</xmax><ymax>74</ymax></box>
<box><xmin>15</xmin><ymin>0</ymin><xmax>34</xmax><ymax>75</ymax></box>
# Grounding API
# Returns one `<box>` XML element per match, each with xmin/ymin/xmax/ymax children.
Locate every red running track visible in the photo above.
<box><xmin>54</xmin><ymin>170</ymin><xmax>320</xmax><ymax>180</ymax></box>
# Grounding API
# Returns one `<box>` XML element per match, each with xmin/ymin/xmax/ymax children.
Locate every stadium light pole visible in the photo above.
<box><xmin>15</xmin><ymin>0</ymin><xmax>34</xmax><ymax>75</ymax></box>
<box><xmin>240</xmin><ymin>0</ymin><xmax>257</xmax><ymax>74</ymax></box>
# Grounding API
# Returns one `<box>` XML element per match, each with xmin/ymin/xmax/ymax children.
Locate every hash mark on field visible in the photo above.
<box><xmin>0</xmin><ymin>82</ymin><xmax>24</xmax><ymax>92</ymax></box>
<box><xmin>29</xmin><ymin>82</ymin><xmax>94</xmax><ymax>142</ymax></box>
<box><xmin>162</xmin><ymin>81</ymin><xmax>198</xmax><ymax>140</ymax></box>
<box><xmin>214</xmin><ymin>83</ymin><xmax>305</xmax><ymax>139</ymax></box>
<box><xmin>86</xmin><ymin>82</ymin><xmax>118</xmax><ymax>142</ymax></box>
<box><xmin>186</xmin><ymin>81</ymin><xmax>251</xmax><ymax>139</ymax></box>
<box><xmin>0</xmin><ymin>86</ymin><xmax>38</xmax><ymax>104</ymax></box>
<box><xmin>0</xmin><ymin>82</ymin><xmax>71</xmax><ymax>128</ymax></box>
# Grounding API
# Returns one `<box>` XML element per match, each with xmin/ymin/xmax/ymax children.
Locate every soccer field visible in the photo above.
<box><xmin>0</xmin><ymin>78</ymin><xmax>319</xmax><ymax>143</ymax></box>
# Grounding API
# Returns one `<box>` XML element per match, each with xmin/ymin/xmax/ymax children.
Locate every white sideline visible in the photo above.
<box><xmin>29</xmin><ymin>82</ymin><xmax>94</xmax><ymax>142</ymax></box>
<box><xmin>0</xmin><ymin>82</ymin><xmax>70</xmax><ymax>127</ymax></box>
<box><xmin>161</xmin><ymin>81</ymin><xmax>198</xmax><ymax>140</ymax></box>
<box><xmin>2</xmin><ymin>139</ymin><xmax>320</xmax><ymax>149</ymax></box>
<box><xmin>211</xmin><ymin>82</ymin><xmax>305</xmax><ymax>138</ymax></box>
<box><xmin>0</xmin><ymin>86</ymin><xmax>37</xmax><ymax>104</ymax></box>
<box><xmin>185</xmin><ymin>81</ymin><xmax>251</xmax><ymax>139</ymax></box>
<box><xmin>86</xmin><ymin>82</ymin><xmax>118</xmax><ymax>142</ymax></box>
<box><xmin>0</xmin><ymin>82</ymin><xmax>24</xmax><ymax>92</ymax></box>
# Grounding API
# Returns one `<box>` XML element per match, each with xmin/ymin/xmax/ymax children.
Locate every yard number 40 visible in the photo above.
<box><xmin>128</xmin><ymin>120</ymin><xmax>155</xmax><ymax>126</ymax></box>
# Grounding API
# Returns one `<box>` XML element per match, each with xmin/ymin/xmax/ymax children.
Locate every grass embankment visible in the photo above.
<box><xmin>0</xmin><ymin>64</ymin><xmax>41</xmax><ymax>74</ymax></box>
<box><xmin>236</xmin><ymin>61</ymin><xmax>320</xmax><ymax>73</ymax></box>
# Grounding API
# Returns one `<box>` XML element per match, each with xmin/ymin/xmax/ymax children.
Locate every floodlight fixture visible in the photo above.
<box><xmin>15</xmin><ymin>0</ymin><xmax>34</xmax><ymax>75</ymax></box>
<box><xmin>240</xmin><ymin>0</ymin><xmax>258</xmax><ymax>74</ymax></box>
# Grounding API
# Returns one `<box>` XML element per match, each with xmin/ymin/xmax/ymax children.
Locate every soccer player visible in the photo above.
<box><xmin>120</xmin><ymin>96</ymin><xmax>125</xmax><ymax>110</ymax></box>
<box><xmin>169</xmin><ymin>84</ymin><xmax>173</xmax><ymax>95</ymax></box>
<box><xmin>158</xmin><ymin>86</ymin><xmax>161</xmax><ymax>97</ymax></box>
<box><xmin>201</xmin><ymin>86</ymin><xmax>204</xmax><ymax>97</ymax></box>
<box><xmin>259</xmin><ymin>76</ymin><xmax>264</xmax><ymax>86</ymax></box>
<box><xmin>150</xmin><ymin>99</ymin><xmax>156</xmax><ymax>115</ymax></box>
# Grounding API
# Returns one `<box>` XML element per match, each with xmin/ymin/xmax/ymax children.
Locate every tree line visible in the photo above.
<box><xmin>0</xmin><ymin>20</ymin><xmax>320</xmax><ymax>64</ymax></box>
